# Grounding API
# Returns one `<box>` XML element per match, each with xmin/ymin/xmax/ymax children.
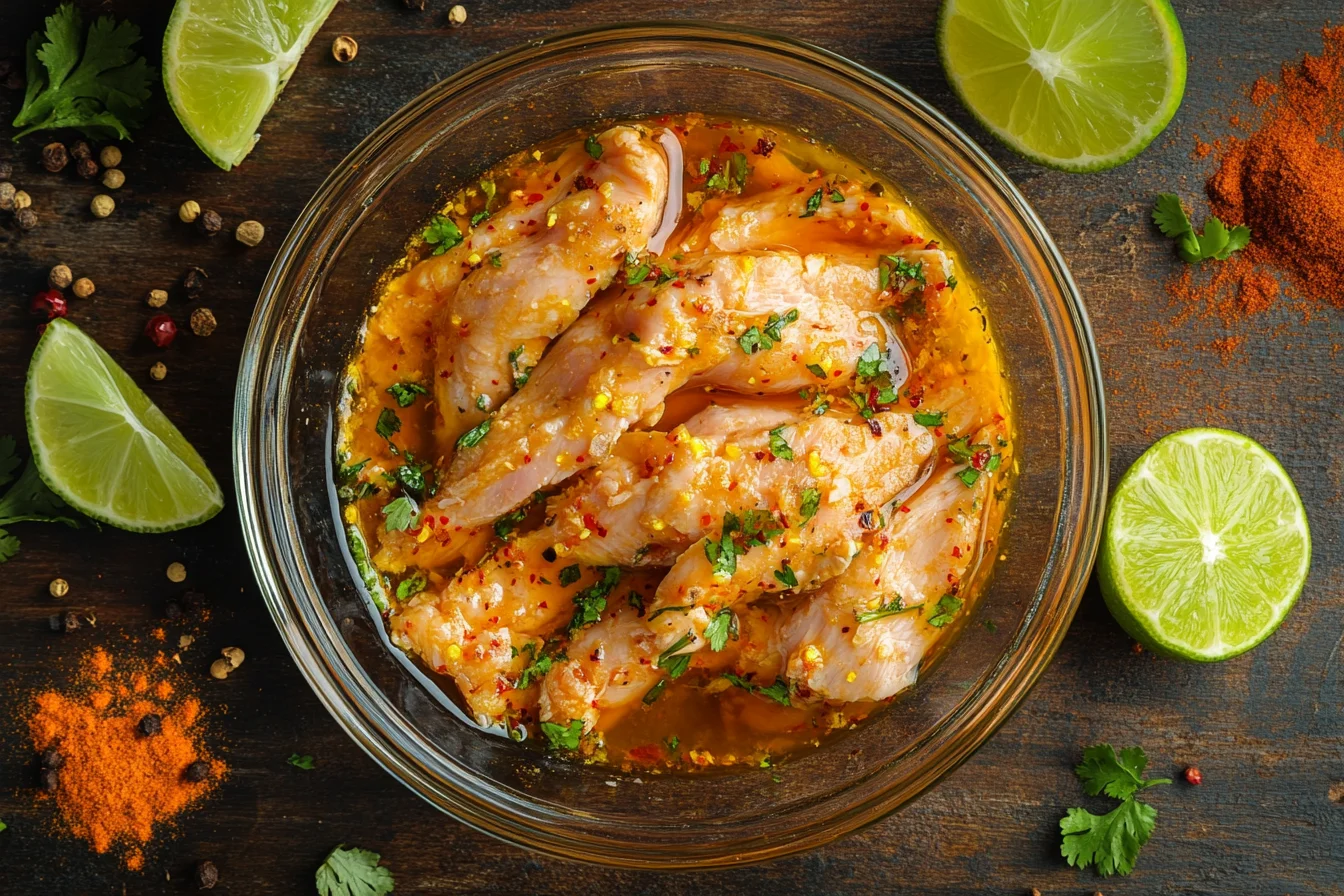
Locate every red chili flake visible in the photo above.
<box><xmin>902</xmin><ymin>234</ymin><xmax>919</xmax><ymax>244</ymax></box>
<box><xmin>860</xmin><ymin>202</ymin><xmax>870</xmax><ymax>211</ymax></box>
<box><xmin>934</xmin><ymin>281</ymin><xmax>947</xmax><ymax>291</ymax></box>
<box><xmin>672</xmin><ymin>280</ymin><xmax>685</xmax><ymax>288</ymax></box>
<box><xmin>866</xmin><ymin>418</ymin><xmax>883</xmax><ymax>437</ymax></box>
<box><xmin>495</xmin><ymin>679</ymin><xmax>508</xmax><ymax>694</ymax></box>
<box><xmin>627</xmin><ymin>744</ymin><xmax>663</xmax><ymax>763</ymax></box>
<box><xmin>646</xmin><ymin>298</ymin><xmax>657</xmax><ymax>307</ymax></box>
<box><xmin>951</xmin><ymin>546</ymin><xmax>963</xmax><ymax>558</ymax></box>
<box><xmin>753</xmin><ymin>137</ymin><xmax>775</xmax><ymax>157</ymax></box>
<box><xmin>924</xmin><ymin>240</ymin><xmax>940</xmax><ymax>250</ymax></box>
<box><xmin>525</xmin><ymin>193</ymin><xmax>544</xmax><ymax>205</ymax></box>
<box><xmin>718</xmin><ymin>136</ymin><xmax>740</xmax><ymax>154</ymax></box>
<box><xmin>753</xmin><ymin>451</ymin><xmax>766</xmax><ymax>461</ymax></box>
<box><xmin>659</xmin><ymin>345</ymin><xmax>674</xmax><ymax>355</ymax></box>
<box><xmin>899</xmin><ymin>505</ymin><xmax>910</xmax><ymax>514</ymax></box>
<box><xmin>700</xmin><ymin>514</ymin><xmax>712</xmax><ymax>527</ymax></box>
<box><xmin>539</xmin><ymin>600</ymin><xmax>548</xmax><ymax>609</ymax></box>
<box><xmin>523</xmin><ymin>454</ymin><xmax>532</xmax><ymax>464</ymax></box>
<box><xmin>972</xmin><ymin>450</ymin><xmax>990</xmax><ymax>471</ymax></box>
<box><xmin>575</xmin><ymin>454</ymin><xmax>586</xmax><ymax>463</ymax></box>
<box><xmin>727</xmin><ymin>482</ymin><xmax>738</xmax><ymax>491</ymax></box>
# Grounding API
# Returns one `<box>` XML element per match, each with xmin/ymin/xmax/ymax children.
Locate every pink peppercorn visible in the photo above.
<box><xmin>30</xmin><ymin>289</ymin><xmax>67</xmax><ymax>321</ymax></box>
<box><xmin>144</xmin><ymin>314</ymin><xmax>177</xmax><ymax>348</ymax></box>
<box><xmin>1184</xmin><ymin>766</ymin><xmax>1203</xmax><ymax>785</ymax></box>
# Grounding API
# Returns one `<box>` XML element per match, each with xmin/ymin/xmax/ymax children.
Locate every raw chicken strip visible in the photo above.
<box><xmin>420</xmin><ymin>126</ymin><xmax>669</xmax><ymax>451</ymax></box>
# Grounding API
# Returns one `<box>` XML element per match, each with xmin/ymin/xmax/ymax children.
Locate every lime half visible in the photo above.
<box><xmin>25</xmin><ymin>320</ymin><xmax>224</xmax><ymax>532</ymax></box>
<box><xmin>1099</xmin><ymin>429</ymin><xmax>1310</xmax><ymax>661</ymax></box>
<box><xmin>163</xmin><ymin>0</ymin><xmax>341</xmax><ymax>170</ymax></box>
<box><xmin>938</xmin><ymin>0</ymin><xmax>1187</xmax><ymax>171</ymax></box>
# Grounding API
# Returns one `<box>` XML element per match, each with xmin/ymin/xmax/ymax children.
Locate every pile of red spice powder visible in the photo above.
<box><xmin>26</xmin><ymin>645</ymin><xmax>225</xmax><ymax>871</ymax></box>
<box><xmin>1174</xmin><ymin>26</ymin><xmax>1344</xmax><ymax>322</ymax></box>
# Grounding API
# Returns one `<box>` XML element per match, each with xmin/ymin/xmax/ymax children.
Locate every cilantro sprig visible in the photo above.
<box><xmin>12</xmin><ymin>4</ymin><xmax>152</xmax><ymax>140</ymax></box>
<box><xmin>1152</xmin><ymin>193</ymin><xmax>1250</xmax><ymax>263</ymax></box>
<box><xmin>0</xmin><ymin>436</ymin><xmax>82</xmax><ymax>564</ymax></box>
<box><xmin>1061</xmin><ymin>744</ymin><xmax>1172</xmax><ymax>877</ymax></box>
<box><xmin>316</xmin><ymin>844</ymin><xmax>394</xmax><ymax>896</ymax></box>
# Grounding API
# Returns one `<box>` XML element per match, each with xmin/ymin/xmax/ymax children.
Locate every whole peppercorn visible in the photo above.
<box><xmin>149</xmin><ymin>361</ymin><xmax>167</xmax><ymax>381</ymax></box>
<box><xmin>209</xmin><ymin>657</ymin><xmax>233</xmax><ymax>680</ymax></box>
<box><xmin>16</xmin><ymin>208</ymin><xmax>38</xmax><ymax>230</ymax></box>
<box><xmin>194</xmin><ymin>860</ymin><xmax>220</xmax><ymax>890</ymax></box>
<box><xmin>448</xmin><ymin>4</ymin><xmax>467</xmax><ymax>26</ymax></box>
<box><xmin>75</xmin><ymin>156</ymin><xmax>99</xmax><ymax>180</ymax></box>
<box><xmin>48</xmin><ymin>264</ymin><xmax>73</xmax><ymax>289</ymax></box>
<box><xmin>0</xmin><ymin>160</ymin><xmax>11</xmax><ymax>180</ymax></box>
<box><xmin>1184</xmin><ymin>766</ymin><xmax>1203</xmax><ymax>786</ymax></box>
<box><xmin>197</xmin><ymin>208</ymin><xmax>222</xmax><ymax>236</ymax></box>
<box><xmin>184</xmin><ymin>760</ymin><xmax>211</xmax><ymax>783</ymax></box>
<box><xmin>221</xmin><ymin>646</ymin><xmax>246</xmax><ymax>669</ymax></box>
<box><xmin>234</xmin><ymin>219</ymin><xmax>265</xmax><ymax>247</ymax></box>
<box><xmin>167</xmin><ymin>561</ymin><xmax>187</xmax><ymax>582</ymax></box>
<box><xmin>0</xmin><ymin>182</ymin><xmax>14</xmax><ymax>210</ymax></box>
<box><xmin>41</xmin><ymin>142</ymin><xmax>68</xmax><ymax>172</ymax></box>
<box><xmin>331</xmin><ymin>35</ymin><xmax>358</xmax><ymax>63</ymax></box>
<box><xmin>30</xmin><ymin>290</ymin><xmax>68</xmax><ymax>321</ymax></box>
<box><xmin>49</xmin><ymin>610</ymin><xmax>81</xmax><ymax>633</ymax></box>
<box><xmin>69</xmin><ymin>140</ymin><xmax>92</xmax><ymax>161</ymax></box>
<box><xmin>72</xmin><ymin>277</ymin><xmax>95</xmax><ymax>299</ymax></box>
<box><xmin>147</xmin><ymin>288</ymin><xmax>169</xmax><ymax>308</ymax></box>
<box><xmin>48</xmin><ymin>577</ymin><xmax>69</xmax><ymax>598</ymax></box>
<box><xmin>182</xmin><ymin>265</ymin><xmax>209</xmax><ymax>298</ymax></box>
<box><xmin>137</xmin><ymin>713</ymin><xmax>163</xmax><ymax>737</ymax></box>
<box><xmin>99</xmin><ymin>145</ymin><xmax>122</xmax><ymax>168</ymax></box>
<box><xmin>178</xmin><ymin>199</ymin><xmax>201</xmax><ymax>223</ymax></box>
<box><xmin>145</xmin><ymin>314</ymin><xmax>178</xmax><ymax>349</ymax></box>
<box><xmin>189</xmin><ymin>307</ymin><xmax>217</xmax><ymax>337</ymax></box>
<box><xmin>90</xmin><ymin>194</ymin><xmax>115</xmax><ymax>218</ymax></box>
<box><xmin>101</xmin><ymin>168</ymin><xmax>125</xmax><ymax>190</ymax></box>
<box><xmin>13</xmin><ymin>189</ymin><xmax>32</xmax><ymax>209</ymax></box>
<box><xmin>39</xmin><ymin>767</ymin><xmax>60</xmax><ymax>792</ymax></box>
<box><xmin>39</xmin><ymin>746</ymin><xmax>64</xmax><ymax>770</ymax></box>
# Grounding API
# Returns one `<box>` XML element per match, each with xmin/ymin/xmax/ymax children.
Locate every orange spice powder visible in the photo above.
<box><xmin>26</xmin><ymin>646</ymin><xmax>224</xmax><ymax>869</ymax></box>
<box><xmin>1173</xmin><ymin>27</ymin><xmax>1344</xmax><ymax>321</ymax></box>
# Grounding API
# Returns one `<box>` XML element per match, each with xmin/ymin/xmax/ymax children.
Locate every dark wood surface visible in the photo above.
<box><xmin>1</xmin><ymin>1</ymin><xmax>1341</xmax><ymax>892</ymax></box>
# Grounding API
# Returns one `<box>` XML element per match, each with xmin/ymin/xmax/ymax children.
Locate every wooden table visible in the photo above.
<box><xmin>1</xmin><ymin>1</ymin><xmax>1340</xmax><ymax>892</ymax></box>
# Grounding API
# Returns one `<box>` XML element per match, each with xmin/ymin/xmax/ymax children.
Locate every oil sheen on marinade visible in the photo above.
<box><xmin>336</xmin><ymin>115</ymin><xmax>1014</xmax><ymax>772</ymax></box>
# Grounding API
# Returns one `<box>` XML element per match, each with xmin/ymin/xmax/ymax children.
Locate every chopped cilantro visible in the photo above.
<box><xmin>287</xmin><ymin>753</ymin><xmax>317</xmax><ymax>770</ymax></box>
<box><xmin>375</xmin><ymin>408</ymin><xmax>401</xmax><ymax>440</ymax></box>
<box><xmin>768</xmin><ymin>426</ymin><xmax>794</xmax><ymax>461</ymax></box>
<box><xmin>774</xmin><ymin>561</ymin><xmax>798</xmax><ymax>589</ymax></box>
<box><xmin>737</xmin><ymin>327</ymin><xmax>763</xmax><ymax>354</ymax></box>
<box><xmin>394</xmin><ymin>572</ymin><xmax>426</xmax><ymax>600</ymax></box>
<box><xmin>926</xmin><ymin>594</ymin><xmax>963</xmax><ymax>627</ymax></box>
<box><xmin>385</xmin><ymin>382</ymin><xmax>428</xmax><ymax>408</ymax></box>
<box><xmin>704</xmin><ymin>608</ymin><xmax>738</xmax><ymax>652</ymax></box>
<box><xmin>830</xmin><ymin>189</ymin><xmax>844</xmax><ymax>202</ymax></box>
<box><xmin>584</xmin><ymin>134</ymin><xmax>603</xmax><ymax>159</ymax></box>
<box><xmin>455</xmin><ymin>418</ymin><xmax>491</xmax><ymax>450</ymax></box>
<box><xmin>799</xmin><ymin>488</ymin><xmax>821</xmax><ymax>522</ymax></box>
<box><xmin>913</xmin><ymin>409</ymin><xmax>946</xmax><ymax>427</ymax></box>
<box><xmin>703</xmin><ymin>512</ymin><xmax>745</xmax><ymax>579</ymax></box>
<box><xmin>627</xmin><ymin>263</ymin><xmax>651</xmax><ymax>285</ymax></box>
<box><xmin>488</xmin><ymin>252</ymin><xmax>503</xmax><ymax>268</ymax></box>
<box><xmin>515</xmin><ymin>641</ymin><xmax>566</xmax><ymax>689</ymax></box>
<box><xmin>540</xmin><ymin>718</ymin><xmax>585</xmax><ymax>751</ymax></box>
<box><xmin>315</xmin><ymin>844</ymin><xmax>394</xmax><ymax>896</ymax></box>
<box><xmin>393</xmin><ymin>464</ymin><xmax>425</xmax><ymax>498</ymax></box>
<box><xmin>657</xmin><ymin>633</ymin><xmax>695</xmax><ymax>679</ymax></box>
<box><xmin>957</xmin><ymin>468</ymin><xmax>982</xmax><ymax>487</ymax></box>
<box><xmin>854</xmin><ymin>596</ymin><xmax>911</xmax><ymax>624</ymax></box>
<box><xmin>507</xmin><ymin>345</ymin><xmax>533</xmax><ymax>388</ymax></box>
<box><xmin>380</xmin><ymin>496</ymin><xmax>418</xmax><ymax>532</ymax></box>
<box><xmin>806</xmin><ymin>363</ymin><xmax>827</xmax><ymax>379</ymax></box>
<box><xmin>755</xmin><ymin>678</ymin><xmax>792</xmax><ymax>706</ymax></box>
<box><xmin>627</xmin><ymin>591</ymin><xmax>645</xmax><ymax>616</ymax></box>
<box><xmin>493</xmin><ymin>506</ymin><xmax>528</xmax><ymax>540</ymax></box>
<box><xmin>762</xmin><ymin>308</ymin><xmax>799</xmax><ymax>343</ymax></box>
<box><xmin>568</xmin><ymin>566</ymin><xmax>621</xmax><ymax>632</ymax></box>
<box><xmin>856</xmin><ymin>343</ymin><xmax>887</xmax><ymax>379</ymax></box>
<box><xmin>558</xmin><ymin>564</ymin><xmax>581</xmax><ymax>587</ymax></box>
<box><xmin>423</xmin><ymin>214</ymin><xmax>463</xmax><ymax>255</ymax></box>
<box><xmin>642</xmin><ymin>679</ymin><xmax>667</xmax><ymax>704</ymax></box>
<box><xmin>799</xmin><ymin>187</ymin><xmax>823</xmax><ymax>218</ymax></box>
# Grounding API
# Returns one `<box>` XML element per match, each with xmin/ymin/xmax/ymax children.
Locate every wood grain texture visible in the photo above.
<box><xmin>0</xmin><ymin>1</ymin><xmax>1341</xmax><ymax>893</ymax></box>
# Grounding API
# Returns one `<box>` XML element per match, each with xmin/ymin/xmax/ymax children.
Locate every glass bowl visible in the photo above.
<box><xmin>234</xmin><ymin>22</ymin><xmax>1106</xmax><ymax>868</ymax></box>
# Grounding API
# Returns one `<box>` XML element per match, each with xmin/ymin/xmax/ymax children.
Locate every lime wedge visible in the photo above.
<box><xmin>938</xmin><ymin>0</ymin><xmax>1187</xmax><ymax>171</ymax></box>
<box><xmin>163</xmin><ymin>0</ymin><xmax>340</xmax><ymax>170</ymax></box>
<box><xmin>24</xmin><ymin>320</ymin><xmax>224</xmax><ymax>532</ymax></box>
<box><xmin>1098</xmin><ymin>429</ymin><xmax>1310</xmax><ymax>662</ymax></box>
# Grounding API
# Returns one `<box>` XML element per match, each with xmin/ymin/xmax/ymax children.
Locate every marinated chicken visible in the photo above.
<box><xmin>338</xmin><ymin>116</ymin><xmax>1013</xmax><ymax>769</ymax></box>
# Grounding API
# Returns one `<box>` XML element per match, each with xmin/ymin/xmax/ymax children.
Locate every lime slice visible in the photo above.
<box><xmin>163</xmin><ymin>0</ymin><xmax>340</xmax><ymax>170</ymax></box>
<box><xmin>938</xmin><ymin>0</ymin><xmax>1187</xmax><ymax>171</ymax></box>
<box><xmin>1098</xmin><ymin>429</ymin><xmax>1310</xmax><ymax>662</ymax></box>
<box><xmin>24</xmin><ymin>320</ymin><xmax>224</xmax><ymax>532</ymax></box>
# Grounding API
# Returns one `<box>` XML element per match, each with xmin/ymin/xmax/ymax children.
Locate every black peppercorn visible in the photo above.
<box><xmin>137</xmin><ymin>713</ymin><xmax>163</xmax><ymax>737</ymax></box>
<box><xmin>40</xmin><ymin>746</ymin><xmax>64</xmax><ymax>769</ymax></box>
<box><xmin>194</xmin><ymin>860</ymin><xmax>220</xmax><ymax>889</ymax></box>
<box><xmin>40</xmin><ymin>142</ymin><xmax>68</xmax><ymax>173</ymax></box>
<box><xmin>75</xmin><ymin>156</ymin><xmax>99</xmax><ymax>179</ymax></box>
<box><xmin>39</xmin><ymin>767</ymin><xmax>59</xmax><ymax>792</ymax></box>
<box><xmin>165</xmin><ymin>599</ymin><xmax>184</xmax><ymax>620</ymax></box>
<box><xmin>0</xmin><ymin>160</ymin><xmax>11</xmax><ymax>180</ymax></box>
<box><xmin>182</xmin><ymin>265</ymin><xmax>209</xmax><ymax>298</ymax></box>
<box><xmin>69</xmin><ymin>140</ymin><xmax>91</xmax><ymax>161</ymax></box>
<box><xmin>50</xmin><ymin>610</ymin><xmax>82</xmax><ymax>632</ymax></box>
<box><xmin>184</xmin><ymin>760</ymin><xmax>211</xmax><ymax>783</ymax></box>
<box><xmin>15</xmin><ymin>207</ymin><xmax>37</xmax><ymax>231</ymax></box>
<box><xmin>197</xmin><ymin>208</ymin><xmax>222</xmax><ymax>236</ymax></box>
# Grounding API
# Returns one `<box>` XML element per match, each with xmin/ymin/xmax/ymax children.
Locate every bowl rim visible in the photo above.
<box><xmin>234</xmin><ymin>20</ymin><xmax>1107</xmax><ymax>868</ymax></box>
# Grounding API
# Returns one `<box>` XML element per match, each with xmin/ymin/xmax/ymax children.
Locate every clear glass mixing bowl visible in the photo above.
<box><xmin>235</xmin><ymin>22</ymin><xmax>1106</xmax><ymax>868</ymax></box>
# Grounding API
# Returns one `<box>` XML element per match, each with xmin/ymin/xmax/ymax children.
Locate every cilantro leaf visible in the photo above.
<box><xmin>385</xmin><ymin>382</ymin><xmax>427</xmax><ymax>408</ymax></box>
<box><xmin>1196</xmin><ymin>216</ymin><xmax>1230</xmax><ymax>260</ymax></box>
<box><xmin>455</xmin><ymin>418</ymin><xmax>491</xmax><ymax>450</ymax></box>
<box><xmin>1220</xmin><ymin>224</ymin><xmax>1252</xmax><ymax>259</ymax></box>
<box><xmin>558</xmin><ymin>564</ymin><xmax>581</xmax><ymax>587</ymax></box>
<box><xmin>762</xmin><ymin>308</ymin><xmax>798</xmax><ymax>344</ymax></box>
<box><xmin>0</xmin><ymin>461</ymin><xmax>81</xmax><ymax>529</ymax></box>
<box><xmin>925</xmin><ymin>594</ymin><xmax>963</xmax><ymax>627</ymax></box>
<box><xmin>493</xmin><ymin>506</ymin><xmax>528</xmax><ymax>540</ymax></box>
<box><xmin>380</xmin><ymin>496</ymin><xmax>418</xmax><ymax>533</ymax></box>
<box><xmin>423</xmin><ymin>214</ymin><xmax>463</xmax><ymax>255</ymax></box>
<box><xmin>568</xmin><ymin>566</ymin><xmax>620</xmax><ymax>633</ymax></box>
<box><xmin>515</xmin><ymin>641</ymin><xmax>566</xmax><ymax>689</ymax></box>
<box><xmin>799</xmin><ymin>187</ymin><xmax>823</xmax><ymax>218</ymax></box>
<box><xmin>315</xmin><ymin>844</ymin><xmax>395</xmax><ymax>896</ymax></box>
<box><xmin>773</xmin><ymin>561</ymin><xmax>798</xmax><ymax>589</ymax></box>
<box><xmin>12</xmin><ymin>5</ymin><xmax>152</xmax><ymax>141</ymax></box>
<box><xmin>584</xmin><ymin>134</ymin><xmax>603</xmax><ymax>160</ymax></box>
<box><xmin>704</xmin><ymin>608</ymin><xmax>737</xmax><ymax>651</ymax></box>
<box><xmin>768</xmin><ymin>426</ymin><xmax>794</xmax><ymax>460</ymax></box>
<box><xmin>287</xmin><ymin>753</ymin><xmax>316</xmax><ymax>770</ymax></box>
<box><xmin>855</xmin><ymin>596</ymin><xmax>911</xmax><ymax>624</ymax></box>
<box><xmin>737</xmin><ymin>327</ymin><xmax>763</xmax><ymax>354</ymax></box>
<box><xmin>540</xmin><ymin>718</ymin><xmax>586</xmax><ymax>751</ymax></box>
<box><xmin>394</xmin><ymin>572</ymin><xmax>426</xmax><ymax>600</ymax></box>
<box><xmin>0</xmin><ymin>531</ymin><xmax>19</xmax><ymax>563</ymax></box>
<box><xmin>1077</xmin><ymin>744</ymin><xmax>1170</xmax><ymax>800</ymax></box>
<box><xmin>375</xmin><ymin>408</ymin><xmax>401</xmax><ymax>441</ymax></box>
<box><xmin>798</xmin><ymin>488</ymin><xmax>820</xmax><ymax>523</ymax></box>
<box><xmin>913</xmin><ymin>410</ymin><xmax>946</xmax><ymax>427</ymax></box>
<box><xmin>1150</xmin><ymin>193</ymin><xmax>1193</xmax><ymax>238</ymax></box>
<box><xmin>754</xmin><ymin>678</ymin><xmax>792</xmax><ymax>706</ymax></box>
<box><xmin>1060</xmin><ymin>799</ymin><xmax>1158</xmax><ymax>877</ymax></box>
<box><xmin>856</xmin><ymin>343</ymin><xmax>887</xmax><ymax>379</ymax></box>
<box><xmin>642</xmin><ymin>679</ymin><xmax>667</xmax><ymax>704</ymax></box>
<box><xmin>657</xmin><ymin>633</ymin><xmax>695</xmax><ymax>678</ymax></box>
